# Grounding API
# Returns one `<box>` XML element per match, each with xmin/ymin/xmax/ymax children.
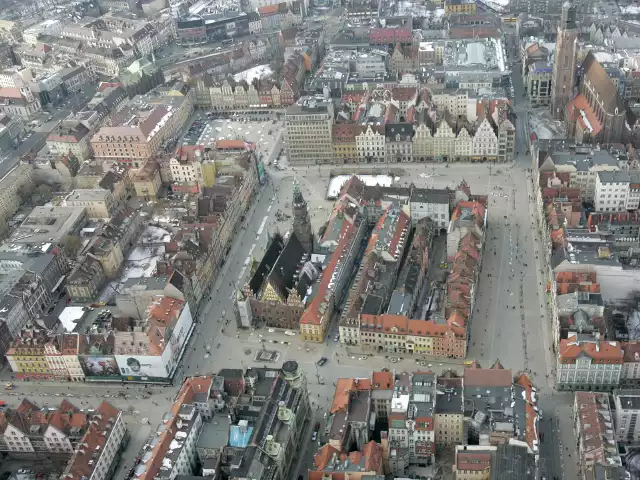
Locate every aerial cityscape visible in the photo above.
<box><xmin>1</xmin><ymin>0</ymin><xmax>640</xmax><ymax>479</ymax></box>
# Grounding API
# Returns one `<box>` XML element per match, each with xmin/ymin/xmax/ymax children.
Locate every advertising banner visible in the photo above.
<box><xmin>79</xmin><ymin>356</ymin><xmax>121</xmax><ymax>378</ymax></box>
<box><xmin>115</xmin><ymin>355</ymin><xmax>170</xmax><ymax>380</ymax></box>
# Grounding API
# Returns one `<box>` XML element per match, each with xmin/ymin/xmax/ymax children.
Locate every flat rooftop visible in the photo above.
<box><xmin>443</xmin><ymin>38</ymin><xmax>506</xmax><ymax>73</ymax></box>
<box><xmin>4</xmin><ymin>205</ymin><xmax>86</xmax><ymax>246</ymax></box>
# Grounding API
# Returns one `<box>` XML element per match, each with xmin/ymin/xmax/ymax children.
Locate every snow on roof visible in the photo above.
<box><xmin>59</xmin><ymin>306</ymin><xmax>85</xmax><ymax>333</ymax></box>
<box><xmin>233</xmin><ymin>64</ymin><xmax>273</xmax><ymax>84</ymax></box>
<box><xmin>326</xmin><ymin>174</ymin><xmax>398</xmax><ymax>199</ymax></box>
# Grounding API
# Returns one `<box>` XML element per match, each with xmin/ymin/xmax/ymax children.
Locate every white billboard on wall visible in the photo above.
<box><xmin>115</xmin><ymin>354</ymin><xmax>170</xmax><ymax>380</ymax></box>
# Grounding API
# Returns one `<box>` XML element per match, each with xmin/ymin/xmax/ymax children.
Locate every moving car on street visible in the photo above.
<box><xmin>316</xmin><ymin>357</ymin><xmax>328</xmax><ymax>367</ymax></box>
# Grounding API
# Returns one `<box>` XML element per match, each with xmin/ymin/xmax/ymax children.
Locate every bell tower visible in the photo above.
<box><xmin>292</xmin><ymin>179</ymin><xmax>313</xmax><ymax>253</ymax></box>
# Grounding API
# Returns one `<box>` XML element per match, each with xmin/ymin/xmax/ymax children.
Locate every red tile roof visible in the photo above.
<box><xmin>63</xmin><ymin>401</ymin><xmax>121</xmax><ymax>480</ymax></box>
<box><xmin>372</xmin><ymin>371</ymin><xmax>394</xmax><ymax>390</ymax></box>
<box><xmin>559</xmin><ymin>338</ymin><xmax>623</xmax><ymax>363</ymax></box>
<box><xmin>463</xmin><ymin>363</ymin><xmax>512</xmax><ymax>387</ymax></box>
<box><xmin>567</xmin><ymin>94</ymin><xmax>602</xmax><ymax>135</ymax></box>
<box><xmin>301</xmin><ymin>218</ymin><xmax>358</xmax><ymax>326</ymax></box>
<box><xmin>330</xmin><ymin>377</ymin><xmax>371</xmax><ymax>414</ymax></box>
<box><xmin>456</xmin><ymin>452</ymin><xmax>492</xmax><ymax>471</ymax></box>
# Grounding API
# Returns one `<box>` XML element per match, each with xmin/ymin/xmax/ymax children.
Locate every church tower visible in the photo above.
<box><xmin>292</xmin><ymin>179</ymin><xmax>313</xmax><ymax>253</ymax></box>
<box><xmin>550</xmin><ymin>2</ymin><xmax>578</xmax><ymax>119</ymax></box>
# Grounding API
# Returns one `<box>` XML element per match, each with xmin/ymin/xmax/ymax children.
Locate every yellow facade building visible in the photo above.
<box><xmin>6</xmin><ymin>325</ymin><xmax>53</xmax><ymax>380</ymax></box>
<box><xmin>445</xmin><ymin>0</ymin><xmax>477</xmax><ymax>15</ymax></box>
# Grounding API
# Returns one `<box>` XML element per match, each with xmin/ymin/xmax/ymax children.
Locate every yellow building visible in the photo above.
<box><xmin>332</xmin><ymin>124</ymin><xmax>361</xmax><ymax>164</ymax></box>
<box><xmin>6</xmin><ymin>325</ymin><xmax>53</xmax><ymax>380</ymax></box>
<box><xmin>445</xmin><ymin>0</ymin><xmax>477</xmax><ymax>15</ymax></box>
<box><xmin>131</xmin><ymin>160</ymin><xmax>163</xmax><ymax>198</ymax></box>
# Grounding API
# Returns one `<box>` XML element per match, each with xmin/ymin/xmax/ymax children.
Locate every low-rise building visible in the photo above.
<box><xmin>2</xmin><ymin>205</ymin><xmax>86</xmax><ymax>250</ymax></box>
<box><xmin>300</xmin><ymin>193</ymin><xmax>366</xmax><ymax>342</ymax></box>
<box><xmin>409</xmin><ymin>188</ymin><xmax>450</xmax><ymax>229</ymax></box>
<box><xmin>64</xmin><ymin>189</ymin><xmax>117</xmax><ymax>219</ymax></box>
<box><xmin>46</xmin><ymin>121</ymin><xmax>92</xmax><ymax>160</ymax></box>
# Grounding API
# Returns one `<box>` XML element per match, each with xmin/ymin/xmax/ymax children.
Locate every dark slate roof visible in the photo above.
<box><xmin>248</xmin><ymin>234</ymin><xmax>285</xmax><ymax>295</ymax></box>
<box><xmin>265</xmin><ymin>233</ymin><xmax>308</xmax><ymax>300</ymax></box>
<box><xmin>385</xmin><ymin>123</ymin><xmax>414</xmax><ymax>140</ymax></box>
<box><xmin>169</xmin><ymin>270</ymin><xmax>185</xmax><ymax>291</ymax></box>
<box><xmin>490</xmin><ymin>443</ymin><xmax>535</xmax><ymax>480</ymax></box>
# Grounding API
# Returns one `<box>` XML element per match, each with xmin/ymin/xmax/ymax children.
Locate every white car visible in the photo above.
<box><xmin>268</xmin><ymin>328</ymin><xmax>275</xmax><ymax>333</ymax></box>
<box><xmin>333</xmin><ymin>334</ymin><xmax>339</xmax><ymax>342</ymax></box>
<box><xmin>284</xmin><ymin>330</ymin><xmax>296</xmax><ymax>336</ymax></box>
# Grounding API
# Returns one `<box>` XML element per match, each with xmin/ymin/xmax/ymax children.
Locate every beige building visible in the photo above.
<box><xmin>46</xmin><ymin>121</ymin><xmax>92</xmax><ymax>160</ymax></box>
<box><xmin>453</xmin><ymin>445</ymin><xmax>496</xmax><ymax>480</ymax></box>
<box><xmin>0</xmin><ymin>163</ymin><xmax>34</xmax><ymax>238</ymax></box>
<box><xmin>90</xmin><ymin>90</ymin><xmax>193</xmax><ymax>169</ymax></box>
<box><xmin>64</xmin><ymin>189</ymin><xmax>117</xmax><ymax>219</ymax></box>
<box><xmin>285</xmin><ymin>96</ymin><xmax>334</xmax><ymax>165</ymax></box>
<box><xmin>132</xmin><ymin>160</ymin><xmax>162</xmax><ymax>198</ymax></box>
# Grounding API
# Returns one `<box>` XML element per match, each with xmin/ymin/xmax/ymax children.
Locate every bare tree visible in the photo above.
<box><xmin>61</xmin><ymin>235</ymin><xmax>83</xmax><ymax>257</ymax></box>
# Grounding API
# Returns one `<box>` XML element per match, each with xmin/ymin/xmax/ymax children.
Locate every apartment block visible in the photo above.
<box><xmin>557</xmin><ymin>333</ymin><xmax>623</xmax><ymax>391</ymax></box>
<box><xmin>0</xmin><ymin>164</ymin><xmax>34</xmax><ymax>238</ymax></box>
<box><xmin>434</xmin><ymin>376</ymin><xmax>464</xmax><ymax>445</ymax></box>
<box><xmin>613</xmin><ymin>389</ymin><xmax>640</xmax><ymax>444</ymax></box>
<box><xmin>574</xmin><ymin>392</ymin><xmax>622</xmax><ymax>473</ymax></box>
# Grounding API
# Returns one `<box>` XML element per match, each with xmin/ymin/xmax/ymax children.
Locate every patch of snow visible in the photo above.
<box><xmin>593</xmin><ymin>51</ymin><xmax>618</xmax><ymax>63</ymax></box>
<box><xmin>477</xmin><ymin>0</ymin><xmax>509</xmax><ymax>12</ymax></box>
<box><xmin>528</xmin><ymin>108</ymin><xmax>567</xmax><ymax>140</ymax></box>
<box><xmin>622</xmin><ymin>5</ymin><xmax>640</xmax><ymax>14</ymax></box>
<box><xmin>234</xmin><ymin>64</ymin><xmax>273</xmax><ymax>84</ymax></box>
<box><xmin>327</xmin><ymin>174</ymin><xmax>398</xmax><ymax>199</ymax></box>
<box><xmin>59</xmin><ymin>306</ymin><xmax>85</xmax><ymax>333</ymax></box>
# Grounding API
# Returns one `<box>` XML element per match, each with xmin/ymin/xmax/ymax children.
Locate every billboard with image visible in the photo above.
<box><xmin>115</xmin><ymin>354</ymin><xmax>170</xmax><ymax>381</ymax></box>
<box><xmin>79</xmin><ymin>356</ymin><xmax>121</xmax><ymax>378</ymax></box>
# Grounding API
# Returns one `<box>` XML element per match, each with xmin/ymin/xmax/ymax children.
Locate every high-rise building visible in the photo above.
<box><xmin>550</xmin><ymin>2</ymin><xmax>578</xmax><ymax>119</ymax></box>
<box><xmin>285</xmin><ymin>96</ymin><xmax>334</xmax><ymax>165</ymax></box>
<box><xmin>292</xmin><ymin>179</ymin><xmax>313</xmax><ymax>253</ymax></box>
